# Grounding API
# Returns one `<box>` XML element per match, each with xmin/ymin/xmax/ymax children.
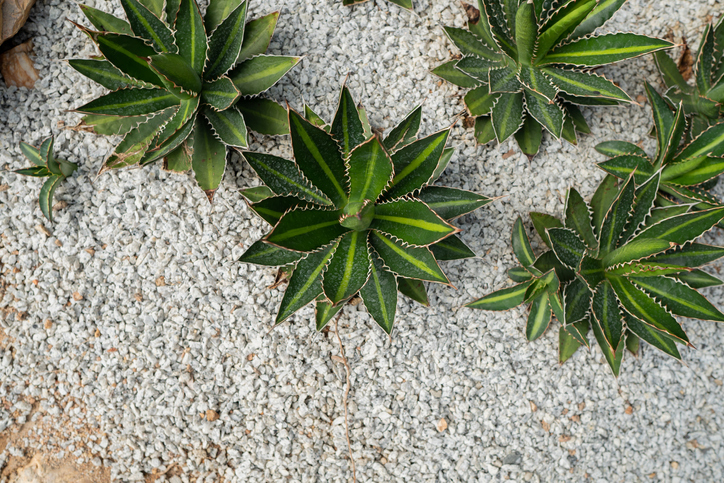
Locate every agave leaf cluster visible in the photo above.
<box><xmin>654</xmin><ymin>18</ymin><xmax>724</xmax><ymax>139</ymax></box>
<box><xmin>597</xmin><ymin>82</ymin><xmax>724</xmax><ymax>215</ymax></box>
<box><xmin>433</xmin><ymin>0</ymin><xmax>673</xmax><ymax>157</ymax></box>
<box><xmin>70</xmin><ymin>0</ymin><xmax>299</xmax><ymax>201</ymax></box>
<box><xmin>239</xmin><ymin>83</ymin><xmax>492</xmax><ymax>333</ymax></box>
<box><xmin>15</xmin><ymin>137</ymin><xmax>77</xmax><ymax>222</ymax></box>
<box><xmin>468</xmin><ymin>172</ymin><xmax>724</xmax><ymax>376</ymax></box>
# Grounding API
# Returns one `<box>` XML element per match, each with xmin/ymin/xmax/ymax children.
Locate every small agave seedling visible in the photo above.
<box><xmin>70</xmin><ymin>0</ymin><xmax>299</xmax><ymax>201</ymax></box>
<box><xmin>654</xmin><ymin>18</ymin><xmax>724</xmax><ymax>139</ymax></box>
<box><xmin>342</xmin><ymin>0</ymin><xmax>412</xmax><ymax>10</ymax></box>
<box><xmin>239</xmin><ymin>83</ymin><xmax>492</xmax><ymax>333</ymax></box>
<box><xmin>467</xmin><ymin>172</ymin><xmax>724</xmax><ymax>376</ymax></box>
<box><xmin>433</xmin><ymin>0</ymin><xmax>673</xmax><ymax>157</ymax></box>
<box><xmin>597</xmin><ymin>82</ymin><xmax>724</xmax><ymax>214</ymax></box>
<box><xmin>14</xmin><ymin>136</ymin><xmax>77</xmax><ymax>222</ymax></box>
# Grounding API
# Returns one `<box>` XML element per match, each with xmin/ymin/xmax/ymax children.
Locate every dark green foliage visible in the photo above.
<box><xmin>15</xmin><ymin>136</ymin><xmax>77</xmax><ymax>222</ymax></box>
<box><xmin>433</xmin><ymin>0</ymin><xmax>673</xmax><ymax>157</ymax></box>
<box><xmin>654</xmin><ymin>19</ymin><xmax>724</xmax><ymax>140</ymax></box>
<box><xmin>467</xmin><ymin>172</ymin><xmax>724</xmax><ymax>376</ymax></box>
<box><xmin>70</xmin><ymin>0</ymin><xmax>299</xmax><ymax>202</ymax></box>
<box><xmin>596</xmin><ymin>83</ymin><xmax>724</xmax><ymax>218</ymax></box>
<box><xmin>239</xmin><ymin>82</ymin><xmax>493</xmax><ymax>333</ymax></box>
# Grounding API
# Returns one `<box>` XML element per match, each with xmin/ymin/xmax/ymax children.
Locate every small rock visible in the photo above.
<box><xmin>436</xmin><ymin>418</ymin><xmax>447</xmax><ymax>432</ymax></box>
<box><xmin>0</xmin><ymin>40</ymin><xmax>39</xmax><ymax>88</ymax></box>
<box><xmin>502</xmin><ymin>451</ymin><xmax>522</xmax><ymax>466</ymax></box>
<box><xmin>206</xmin><ymin>409</ymin><xmax>219</xmax><ymax>422</ymax></box>
<box><xmin>155</xmin><ymin>276</ymin><xmax>166</xmax><ymax>286</ymax></box>
<box><xmin>72</xmin><ymin>292</ymin><xmax>83</xmax><ymax>301</ymax></box>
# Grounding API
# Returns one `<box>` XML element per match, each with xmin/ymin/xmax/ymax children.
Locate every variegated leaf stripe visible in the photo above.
<box><xmin>331</xmin><ymin>84</ymin><xmax>366</xmax><ymax>156</ymax></box>
<box><xmin>631</xmin><ymin>276</ymin><xmax>724</xmax><ymax>322</ymax></box>
<box><xmin>239</xmin><ymin>239</ymin><xmax>303</xmax><ymax>266</ymax></box>
<box><xmin>20</xmin><ymin>142</ymin><xmax>43</xmax><ymax>166</ymax></box>
<box><xmin>512</xmin><ymin>216</ymin><xmax>535</xmax><ymax>267</ymax></box>
<box><xmin>230</xmin><ymin>55</ymin><xmax>300</xmax><ymax>97</ymax></box>
<box><xmin>289</xmin><ymin>109</ymin><xmax>348</xmax><ymax>207</ymax></box>
<box><xmin>603</xmin><ymin>239</ymin><xmax>673</xmax><ymax>269</ymax></box>
<box><xmin>175</xmin><ymin>0</ymin><xmax>207</xmax><ymax>76</ymax></box>
<box><xmin>360</xmin><ymin>255</ymin><xmax>397</xmax><ymax>334</ymax></box>
<box><xmin>369</xmin><ymin>231</ymin><xmax>449</xmax><ymax>284</ymax></box>
<box><xmin>607</xmin><ymin>275</ymin><xmax>689</xmax><ymax>344</ymax></box>
<box><xmin>205</xmin><ymin>0</ymin><xmax>247</xmax><ymax>80</ymax></box>
<box><xmin>388</xmin><ymin>130</ymin><xmax>449</xmax><ymax>195</ymax></box>
<box><xmin>632</xmin><ymin>206</ymin><xmax>724</xmax><ymax>245</ymax></box>
<box><xmin>121</xmin><ymin>0</ymin><xmax>176</xmax><ymax>53</ymax></box>
<box><xmin>371</xmin><ymin>199</ymin><xmax>457</xmax><ymax>247</ymax></box>
<box><xmin>540</xmin><ymin>33</ymin><xmax>673</xmax><ymax>66</ymax></box>
<box><xmin>75</xmin><ymin>88</ymin><xmax>179</xmax><ymax>117</ymax></box>
<box><xmin>466</xmin><ymin>279</ymin><xmax>534</xmax><ymax>310</ymax></box>
<box><xmin>598</xmin><ymin>173</ymin><xmax>635</xmax><ymax>255</ymax></box>
<box><xmin>201</xmin><ymin>76</ymin><xmax>240</xmax><ymax>110</ymax></box>
<box><xmin>526</xmin><ymin>293</ymin><xmax>552</xmax><ymax>341</ymax></box>
<box><xmin>242</xmin><ymin>151</ymin><xmax>332</xmax><ymax>206</ymax></box>
<box><xmin>675</xmin><ymin>122</ymin><xmax>724</xmax><ymax>162</ymax></box>
<box><xmin>238</xmin><ymin>12</ymin><xmax>279</xmax><ymax>62</ymax></box>
<box><xmin>39</xmin><ymin>175</ymin><xmax>63</xmax><ymax>222</ymax></box>
<box><xmin>204</xmin><ymin>107</ymin><xmax>247</xmax><ymax>147</ymax></box>
<box><xmin>276</xmin><ymin>242</ymin><xmax>337</xmax><ymax>324</ymax></box>
<box><xmin>624</xmin><ymin>311</ymin><xmax>681</xmax><ymax>360</ymax></box>
<box><xmin>323</xmin><ymin>231</ymin><xmax>371</xmax><ymax>305</ymax></box>
<box><xmin>265</xmin><ymin>207</ymin><xmax>349</xmax><ymax>252</ymax></box>
<box><xmin>491</xmin><ymin>91</ymin><xmax>525</xmax><ymax>142</ymax></box>
<box><xmin>67</xmin><ymin>59</ymin><xmax>142</xmax><ymax>90</ymax></box>
<box><xmin>590</xmin><ymin>308</ymin><xmax>624</xmax><ymax>376</ymax></box>
<box><xmin>191</xmin><ymin>115</ymin><xmax>227</xmax><ymax>201</ymax></box>
<box><xmin>564</xmin><ymin>187</ymin><xmax>597</xmax><ymax>248</ymax></box>
<box><xmin>346</xmin><ymin>136</ymin><xmax>393</xmax><ymax>206</ymax></box>
<box><xmin>541</xmin><ymin>67</ymin><xmax>631</xmax><ymax>101</ymax></box>
<box><xmin>591</xmin><ymin>280</ymin><xmax>622</xmax><ymax>350</ymax></box>
<box><xmin>534</xmin><ymin>0</ymin><xmax>598</xmax><ymax>62</ymax></box>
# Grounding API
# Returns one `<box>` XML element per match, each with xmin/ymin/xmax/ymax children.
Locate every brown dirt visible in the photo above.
<box><xmin>0</xmin><ymin>398</ymin><xmax>111</xmax><ymax>483</ymax></box>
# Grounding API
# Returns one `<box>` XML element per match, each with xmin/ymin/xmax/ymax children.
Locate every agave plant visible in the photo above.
<box><xmin>597</xmin><ymin>82</ymin><xmax>724</xmax><ymax>214</ymax></box>
<box><xmin>342</xmin><ymin>0</ymin><xmax>412</xmax><ymax>10</ymax></box>
<box><xmin>239</xmin><ymin>83</ymin><xmax>492</xmax><ymax>332</ymax></box>
<box><xmin>467</xmin><ymin>172</ymin><xmax>724</xmax><ymax>376</ymax></box>
<box><xmin>654</xmin><ymin>18</ymin><xmax>724</xmax><ymax>139</ymax></box>
<box><xmin>433</xmin><ymin>0</ymin><xmax>673</xmax><ymax>158</ymax></box>
<box><xmin>14</xmin><ymin>136</ymin><xmax>77</xmax><ymax>222</ymax></box>
<box><xmin>70</xmin><ymin>0</ymin><xmax>299</xmax><ymax>201</ymax></box>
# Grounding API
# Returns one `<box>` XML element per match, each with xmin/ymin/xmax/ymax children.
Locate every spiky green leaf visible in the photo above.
<box><xmin>239</xmin><ymin>239</ymin><xmax>303</xmax><ymax>266</ymax></box>
<box><xmin>598</xmin><ymin>174</ymin><xmax>635</xmax><ymax>255</ymax></box>
<box><xmin>239</xmin><ymin>11</ymin><xmax>279</xmax><ymax>61</ymax></box>
<box><xmin>526</xmin><ymin>293</ymin><xmax>552</xmax><ymax>341</ymax></box>
<box><xmin>173</xmin><ymin>0</ymin><xmax>207</xmax><ymax>76</ymax></box>
<box><xmin>530</xmin><ymin>212</ymin><xmax>563</xmax><ymax>248</ymax></box>
<box><xmin>191</xmin><ymin>115</ymin><xmax>227</xmax><ymax>202</ymax></box>
<box><xmin>386</xmin><ymin>130</ymin><xmax>449</xmax><ymax>199</ymax></box>
<box><xmin>540</xmin><ymin>33</ymin><xmax>673</xmax><ymax>66</ymax></box>
<box><xmin>276</xmin><ymin>242</ymin><xmax>337</xmax><ymax>324</ymax></box>
<box><xmin>371</xmin><ymin>199</ymin><xmax>456</xmax><ymax>247</ymax></box>
<box><xmin>430</xmin><ymin>235</ymin><xmax>476</xmax><ymax>260</ymax></box>
<box><xmin>417</xmin><ymin>186</ymin><xmax>492</xmax><ymax>220</ymax></box>
<box><xmin>75</xmin><ymin>88</ymin><xmax>179</xmax><ymax>117</ymax></box>
<box><xmin>542</xmin><ymin>67</ymin><xmax>631</xmax><ymax>102</ymax></box>
<box><xmin>524</xmin><ymin>89</ymin><xmax>564</xmax><ymax>137</ymax></box>
<box><xmin>230</xmin><ymin>55</ymin><xmax>300</xmax><ymax>96</ymax></box>
<box><xmin>236</xmin><ymin>98</ymin><xmax>288</xmax><ymax>135</ymax></box>
<box><xmin>120</xmin><ymin>0</ymin><xmax>176</xmax><ymax>53</ymax></box>
<box><xmin>347</xmin><ymin>136</ymin><xmax>394</xmax><ymax>206</ymax></box>
<box><xmin>632</xmin><ymin>207</ymin><xmax>724</xmax><ymax>245</ymax></box>
<box><xmin>38</xmin><ymin>175</ymin><xmax>63</xmax><ymax>222</ymax></box>
<box><xmin>205</xmin><ymin>0</ymin><xmax>247</xmax><ymax>80</ymax></box>
<box><xmin>79</xmin><ymin>4</ymin><xmax>132</xmax><ymax>34</ymax></box>
<box><xmin>289</xmin><ymin>109</ymin><xmax>348</xmax><ymax>208</ymax></box>
<box><xmin>591</xmin><ymin>280</ymin><xmax>622</xmax><ymax>350</ymax></box>
<box><xmin>565</xmin><ymin>188</ymin><xmax>597</xmax><ymax>249</ymax></box>
<box><xmin>323</xmin><ymin>231</ymin><xmax>371</xmax><ymax>305</ymax></box>
<box><xmin>492</xmin><ymin>92</ymin><xmax>525</xmax><ymax>142</ymax></box>
<box><xmin>68</xmin><ymin>59</ymin><xmax>141</xmax><ymax>90</ymax></box>
<box><xmin>360</xmin><ymin>255</ymin><xmax>398</xmax><ymax>334</ymax></box>
<box><xmin>467</xmin><ymin>279</ymin><xmax>534</xmax><ymax>310</ymax></box>
<box><xmin>242</xmin><ymin>152</ymin><xmax>332</xmax><ymax>205</ymax></box>
<box><xmin>330</xmin><ymin>85</ymin><xmax>366</xmax><ymax>156</ymax></box>
<box><xmin>431</xmin><ymin>60</ymin><xmax>479</xmax><ymax>88</ymax></box>
<box><xmin>369</xmin><ymin>231</ymin><xmax>449</xmax><ymax>284</ymax></box>
<box><xmin>608</xmin><ymin>275</ymin><xmax>689</xmax><ymax>344</ymax></box>
<box><xmin>204</xmin><ymin>107</ymin><xmax>247</xmax><ymax>147</ymax></box>
<box><xmin>384</xmin><ymin>105</ymin><xmax>421</xmax><ymax>153</ymax></box>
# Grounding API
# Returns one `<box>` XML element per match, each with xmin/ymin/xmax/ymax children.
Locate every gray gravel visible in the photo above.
<box><xmin>2</xmin><ymin>0</ymin><xmax>724</xmax><ymax>481</ymax></box>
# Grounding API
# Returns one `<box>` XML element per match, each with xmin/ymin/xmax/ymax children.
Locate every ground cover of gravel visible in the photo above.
<box><xmin>1</xmin><ymin>0</ymin><xmax>724</xmax><ymax>481</ymax></box>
